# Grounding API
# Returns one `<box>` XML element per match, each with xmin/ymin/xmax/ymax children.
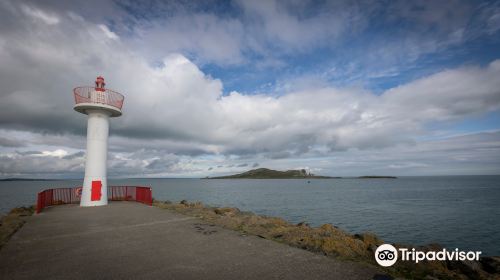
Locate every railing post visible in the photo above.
<box><xmin>149</xmin><ymin>187</ymin><xmax>152</xmax><ymax>206</ymax></box>
<box><xmin>36</xmin><ymin>192</ymin><xmax>42</xmax><ymax>214</ymax></box>
<box><xmin>48</xmin><ymin>189</ymin><xmax>53</xmax><ymax>206</ymax></box>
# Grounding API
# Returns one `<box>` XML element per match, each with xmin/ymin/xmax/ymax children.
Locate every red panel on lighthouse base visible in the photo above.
<box><xmin>91</xmin><ymin>180</ymin><xmax>102</xmax><ymax>201</ymax></box>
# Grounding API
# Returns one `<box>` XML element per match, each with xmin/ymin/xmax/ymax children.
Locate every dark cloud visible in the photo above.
<box><xmin>268</xmin><ymin>151</ymin><xmax>292</xmax><ymax>159</ymax></box>
<box><xmin>62</xmin><ymin>151</ymin><xmax>85</xmax><ymax>160</ymax></box>
<box><xmin>145</xmin><ymin>159</ymin><xmax>162</xmax><ymax>170</ymax></box>
<box><xmin>0</xmin><ymin>137</ymin><xmax>24</xmax><ymax>147</ymax></box>
<box><xmin>16</xmin><ymin>150</ymin><xmax>41</xmax><ymax>156</ymax></box>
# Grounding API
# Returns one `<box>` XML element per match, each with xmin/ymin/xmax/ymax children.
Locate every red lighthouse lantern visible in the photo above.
<box><xmin>95</xmin><ymin>76</ymin><xmax>106</xmax><ymax>92</ymax></box>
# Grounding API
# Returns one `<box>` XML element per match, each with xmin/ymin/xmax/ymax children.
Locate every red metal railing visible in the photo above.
<box><xmin>36</xmin><ymin>186</ymin><xmax>152</xmax><ymax>214</ymax></box>
<box><xmin>108</xmin><ymin>186</ymin><xmax>153</xmax><ymax>205</ymax></box>
<box><xmin>73</xmin><ymin>86</ymin><xmax>124</xmax><ymax>110</ymax></box>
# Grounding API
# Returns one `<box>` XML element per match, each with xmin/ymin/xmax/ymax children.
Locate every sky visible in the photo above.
<box><xmin>0</xmin><ymin>0</ymin><xmax>499</xmax><ymax>178</ymax></box>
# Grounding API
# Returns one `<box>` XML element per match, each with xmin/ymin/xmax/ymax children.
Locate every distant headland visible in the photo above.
<box><xmin>205</xmin><ymin>168</ymin><xmax>396</xmax><ymax>179</ymax></box>
<box><xmin>207</xmin><ymin>168</ymin><xmax>332</xmax><ymax>179</ymax></box>
<box><xmin>0</xmin><ymin>178</ymin><xmax>56</xmax><ymax>182</ymax></box>
<box><xmin>357</xmin><ymin>176</ymin><xmax>397</xmax><ymax>179</ymax></box>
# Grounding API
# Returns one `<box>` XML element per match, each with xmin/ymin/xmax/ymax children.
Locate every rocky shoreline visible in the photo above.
<box><xmin>153</xmin><ymin>199</ymin><xmax>499</xmax><ymax>280</ymax></box>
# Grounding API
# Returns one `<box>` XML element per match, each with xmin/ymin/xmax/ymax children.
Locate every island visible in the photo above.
<box><xmin>358</xmin><ymin>176</ymin><xmax>397</xmax><ymax>179</ymax></box>
<box><xmin>206</xmin><ymin>168</ymin><xmax>337</xmax><ymax>179</ymax></box>
<box><xmin>205</xmin><ymin>168</ymin><xmax>397</xmax><ymax>179</ymax></box>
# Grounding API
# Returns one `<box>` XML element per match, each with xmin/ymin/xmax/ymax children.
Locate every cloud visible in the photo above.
<box><xmin>1</xmin><ymin>2</ymin><xmax>500</xmax><ymax>157</ymax></box>
<box><xmin>0</xmin><ymin>1</ymin><xmax>499</xmax><ymax>177</ymax></box>
<box><xmin>0</xmin><ymin>149</ymin><xmax>83</xmax><ymax>176</ymax></box>
<box><xmin>323</xmin><ymin>130</ymin><xmax>500</xmax><ymax>176</ymax></box>
<box><xmin>0</xmin><ymin>137</ymin><xmax>25</xmax><ymax>148</ymax></box>
<box><xmin>0</xmin><ymin>147</ymin><xmax>195</xmax><ymax>178</ymax></box>
<box><xmin>20</xmin><ymin>3</ymin><xmax>60</xmax><ymax>25</ymax></box>
<box><xmin>234</xmin><ymin>0</ymin><xmax>353</xmax><ymax>53</ymax></box>
<box><xmin>3</xmin><ymin>130</ymin><xmax>499</xmax><ymax>177</ymax></box>
<box><xmin>16</xmin><ymin>151</ymin><xmax>42</xmax><ymax>156</ymax></box>
<box><xmin>62</xmin><ymin>151</ymin><xmax>85</xmax><ymax>160</ymax></box>
<box><xmin>130</xmin><ymin>13</ymin><xmax>245</xmax><ymax>65</ymax></box>
<box><xmin>116</xmin><ymin>0</ymin><xmax>363</xmax><ymax>65</ymax></box>
<box><xmin>381</xmin><ymin>61</ymin><xmax>500</xmax><ymax>121</ymax></box>
<box><xmin>40</xmin><ymin>149</ymin><xmax>69</xmax><ymax>158</ymax></box>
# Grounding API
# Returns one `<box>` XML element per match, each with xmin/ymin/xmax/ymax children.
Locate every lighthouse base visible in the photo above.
<box><xmin>81</xmin><ymin>179</ymin><xmax>108</xmax><ymax>207</ymax></box>
<box><xmin>80</xmin><ymin>109</ymin><xmax>110</xmax><ymax>207</ymax></box>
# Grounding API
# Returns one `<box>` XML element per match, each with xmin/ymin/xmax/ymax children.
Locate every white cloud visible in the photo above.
<box><xmin>98</xmin><ymin>24</ymin><xmax>119</xmax><ymax>40</ymax></box>
<box><xmin>20</xmin><ymin>4</ymin><xmax>59</xmax><ymax>25</ymax></box>
<box><xmin>0</xmin><ymin>1</ymin><xmax>499</xmax><ymax>177</ymax></box>
<box><xmin>234</xmin><ymin>0</ymin><xmax>351</xmax><ymax>53</ymax></box>
<box><xmin>40</xmin><ymin>149</ymin><xmax>68</xmax><ymax>158</ymax></box>
<box><xmin>131</xmin><ymin>13</ymin><xmax>245</xmax><ymax>65</ymax></box>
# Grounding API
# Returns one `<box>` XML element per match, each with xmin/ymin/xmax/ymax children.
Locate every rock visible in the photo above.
<box><xmin>189</xmin><ymin>201</ymin><xmax>204</xmax><ymax>208</ymax></box>
<box><xmin>448</xmin><ymin>260</ymin><xmax>483</xmax><ymax>279</ymax></box>
<box><xmin>320</xmin><ymin>224</ymin><xmax>336</xmax><ymax>232</ymax></box>
<box><xmin>372</xmin><ymin>275</ymin><xmax>395</xmax><ymax>280</ymax></box>
<box><xmin>480</xmin><ymin>256</ymin><xmax>500</xmax><ymax>274</ymax></box>
<box><xmin>179</xmin><ymin>200</ymin><xmax>188</xmax><ymax>205</ymax></box>
<box><xmin>214</xmin><ymin>207</ymin><xmax>240</xmax><ymax>216</ymax></box>
<box><xmin>354</xmin><ymin>232</ymin><xmax>384</xmax><ymax>249</ymax></box>
<box><xmin>296</xmin><ymin>221</ymin><xmax>309</xmax><ymax>227</ymax></box>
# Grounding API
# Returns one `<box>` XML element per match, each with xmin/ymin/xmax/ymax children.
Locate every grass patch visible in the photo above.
<box><xmin>0</xmin><ymin>206</ymin><xmax>34</xmax><ymax>250</ymax></box>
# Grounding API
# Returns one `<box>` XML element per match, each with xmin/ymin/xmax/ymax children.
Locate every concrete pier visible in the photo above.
<box><xmin>0</xmin><ymin>202</ymin><xmax>384</xmax><ymax>279</ymax></box>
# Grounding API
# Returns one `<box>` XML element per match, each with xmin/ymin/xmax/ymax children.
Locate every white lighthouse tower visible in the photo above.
<box><xmin>73</xmin><ymin>76</ymin><xmax>124</xmax><ymax>207</ymax></box>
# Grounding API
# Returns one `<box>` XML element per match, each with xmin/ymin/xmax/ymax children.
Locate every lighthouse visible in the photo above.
<box><xmin>73</xmin><ymin>77</ymin><xmax>124</xmax><ymax>207</ymax></box>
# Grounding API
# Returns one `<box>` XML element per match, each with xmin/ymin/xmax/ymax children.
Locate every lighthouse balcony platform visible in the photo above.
<box><xmin>73</xmin><ymin>86</ymin><xmax>124</xmax><ymax>117</ymax></box>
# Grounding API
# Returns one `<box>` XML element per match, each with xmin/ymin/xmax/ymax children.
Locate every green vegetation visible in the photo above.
<box><xmin>207</xmin><ymin>168</ymin><xmax>335</xmax><ymax>179</ymax></box>
<box><xmin>0</xmin><ymin>206</ymin><xmax>34</xmax><ymax>250</ymax></box>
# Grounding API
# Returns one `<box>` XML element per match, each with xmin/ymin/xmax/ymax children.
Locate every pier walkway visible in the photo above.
<box><xmin>0</xmin><ymin>202</ymin><xmax>385</xmax><ymax>279</ymax></box>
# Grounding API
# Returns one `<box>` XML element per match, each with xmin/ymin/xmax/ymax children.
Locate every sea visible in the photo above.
<box><xmin>1</xmin><ymin>176</ymin><xmax>499</xmax><ymax>256</ymax></box>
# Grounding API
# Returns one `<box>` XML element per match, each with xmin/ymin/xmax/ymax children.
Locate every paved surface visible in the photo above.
<box><xmin>0</xmin><ymin>202</ymin><xmax>387</xmax><ymax>280</ymax></box>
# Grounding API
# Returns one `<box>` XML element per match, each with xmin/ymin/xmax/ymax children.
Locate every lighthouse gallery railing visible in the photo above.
<box><xmin>36</xmin><ymin>186</ymin><xmax>152</xmax><ymax>214</ymax></box>
<box><xmin>73</xmin><ymin>86</ymin><xmax>125</xmax><ymax>110</ymax></box>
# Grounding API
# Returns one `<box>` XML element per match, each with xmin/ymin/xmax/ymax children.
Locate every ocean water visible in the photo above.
<box><xmin>1</xmin><ymin>176</ymin><xmax>499</xmax><ymax>256</ymax></box>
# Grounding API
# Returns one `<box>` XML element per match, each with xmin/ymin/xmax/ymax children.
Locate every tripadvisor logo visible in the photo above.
<box><xmin>375</xmin><ymin>244</ymin><xmax>398</xmax><ymax>267</ymax></box>
<box><xmin>374</xmin><ymin>244</ymin><xmax>482</xmax><ymax>267</ymax></box>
